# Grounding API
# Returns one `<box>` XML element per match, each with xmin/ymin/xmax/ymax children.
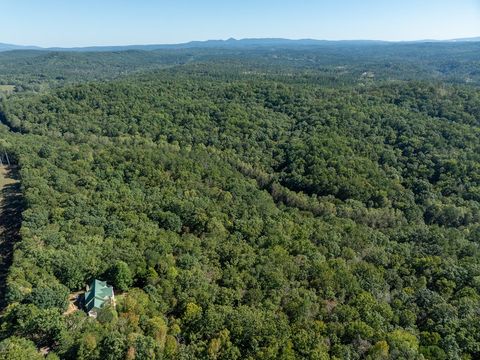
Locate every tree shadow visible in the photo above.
<box><xmin>0</xmin><ymin>166</ymin><xmax>24</xmax><ymax>309</ymax></box>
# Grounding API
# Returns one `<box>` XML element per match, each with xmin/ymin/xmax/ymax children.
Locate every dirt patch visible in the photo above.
<box><xmin>64</xmin><ymin>291</ymin><xmax>84</xmax><ymax>316</ymax></box>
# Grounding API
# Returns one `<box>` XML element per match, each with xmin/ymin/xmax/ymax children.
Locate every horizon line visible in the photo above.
<box><xmin>2</xmin><ymin>35</ymin><xmax>480</xmax><ymax>49</ymax></box>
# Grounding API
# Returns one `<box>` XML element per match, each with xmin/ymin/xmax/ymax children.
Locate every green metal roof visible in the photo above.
<box><xmin>85</xmin><ymin>279</ymin><xmax>114</xmax><ymax>312</ymax></box>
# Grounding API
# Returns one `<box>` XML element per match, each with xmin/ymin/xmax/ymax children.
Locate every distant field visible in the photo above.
<box><xmin>0</xmin><ymin>85</ymin><xmax>15</xmax><ymax>93</ymax></box>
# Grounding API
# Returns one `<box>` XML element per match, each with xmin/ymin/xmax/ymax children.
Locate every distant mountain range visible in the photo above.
<box><xmin>0</xmin><ymin>38</ymin><xmax>388</xmax><ymax>52</ymax></box>
<box><xmin>1</xmin><ymin>37</ymin><xmax>480</xmax><ymax>52</ymax></box>
<box><xmin>0</xmin><ymin>43</ymin><xmax>42</xmax><ymax>52</ymax></box>
<box><xmin>452</xmin><ymin>36</ymin><xmax>480</xmax><ymax>42</ymax></box>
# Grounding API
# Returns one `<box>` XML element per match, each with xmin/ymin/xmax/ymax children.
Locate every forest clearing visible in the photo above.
<box><xmin>0</xmin><ymin>164</ymin><xmax>22</xmax><ymax>309</ymax></box>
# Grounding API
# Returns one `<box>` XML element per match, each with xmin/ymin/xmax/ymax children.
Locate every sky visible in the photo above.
<box><xmin>1</xmin><ymin>0</ymin><xmax>479</xmax><ymax>47</ymax></box>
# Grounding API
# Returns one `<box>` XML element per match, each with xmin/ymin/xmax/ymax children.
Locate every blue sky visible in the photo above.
<box><xmin>1</xmin><ymin>0</ymin><xmax>479</xmax><ymax>47</ymax></box>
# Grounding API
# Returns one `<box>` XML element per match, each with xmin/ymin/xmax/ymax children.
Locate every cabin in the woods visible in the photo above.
<box><xmin>84</xmin><ymin>279</ymin><xmax>114</xmax><ymax>318</ymax></box>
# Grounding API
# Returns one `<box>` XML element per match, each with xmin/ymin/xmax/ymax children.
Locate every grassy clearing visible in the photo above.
<box><xmin>0</xmin><ymin>85</ymin><xmax>15</xmax><ymax>94</ymax></box>
<box><xmin>0</xmin><ymin>165</ymin><xmax>17</xmax><ymax>188</ymax></box>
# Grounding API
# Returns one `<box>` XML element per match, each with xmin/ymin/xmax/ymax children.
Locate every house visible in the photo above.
<box><xmin>84</xmin><ymin>279</ymin><xmax>115</xmax><ymax>318</ymax></box>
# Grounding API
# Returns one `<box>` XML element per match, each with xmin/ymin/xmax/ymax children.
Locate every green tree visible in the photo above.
<box><xmin>100</xmin><ymin>331</ymin><xmax>127</xmax><ymax>360</ymax></box>
<box><xmin>0</xmin><ymin>337</ymin><xmax>44</xmax><ymax>360</ymax></box>
<box><xmin>108</xmin><ymin>261</ymin><xmax>133</xmax><ymax>291</ymax></box>
<box><xmin>26</xmin><ymin>283</ymin><xmax>69</xmax><ymax>311</ymax></box>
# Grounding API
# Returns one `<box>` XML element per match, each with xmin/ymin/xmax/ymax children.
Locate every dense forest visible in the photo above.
<box><xmin>1</xmin><ymin>41</ymin><xmax>480</xmax><ymax>89</ymax></box>
<box><xmin>0</xmin><ymin>42</ymin><xmax>479</xmax><ymax>359</ymax></box>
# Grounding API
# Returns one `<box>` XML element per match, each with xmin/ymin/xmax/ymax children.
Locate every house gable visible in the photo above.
<box><xmin>84</xmin><ymin>279</ymin><xmax>114</xmax><ymax>314</ymax></box>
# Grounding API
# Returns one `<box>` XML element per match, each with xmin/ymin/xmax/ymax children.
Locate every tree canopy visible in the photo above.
<box><xmin>0</xmin><ymin>43</ymin><xmax>479</xmax><ymax>359</ymax></box>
